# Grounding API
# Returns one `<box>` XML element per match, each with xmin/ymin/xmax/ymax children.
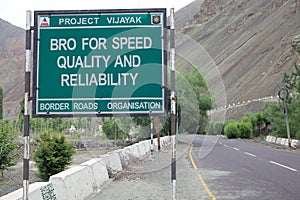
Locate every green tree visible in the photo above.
<box><xmin>284</xmin><ymin>63</ymin><xmax>300</xmax><ymax>93</ymax></box>
<box><xmin>241</xmin><ymin>112</ymin><xmax>268</xmax><ymax>137</ymax></box>
<box><xmin>255</xmin><ymin>112</ymin><xmax>266</xmax><ymax>135</ymax></box>
<box><xmin>34</xmin><ymin>130</ymin><xmax>75</xmax><ymax>180</ymax></box>
<box><xmin>265</xmin><ymin>62</ymin><xmax>300</xmax><ymax>140</ymax></box>
<box><xmin>287</xmin><ymin>97</ymin><xmax>300</xmax><ymax>139</ymax></box>
<box><xmin>263</xmin><ymin>99</ymin><xmax>300</xmax><ymax>140</ymax></box>
<box><xmin>0</xmin><ymin>120</ymin><xmax>18</xmax><ymax>177</ymax></box>
<box><xmin>297</xmin><ymin>45</ymin><xmax>300</xmax><ymax>54</ymax></box>
<box><xmin>263</xmin><ymin>103</ymin><xmax>287</xmax><ymax>138</ymax></box>
<box><xmin>178</xmin><ymin>68</ymin><xmax>212</xmax><ymax>134</ymax></box>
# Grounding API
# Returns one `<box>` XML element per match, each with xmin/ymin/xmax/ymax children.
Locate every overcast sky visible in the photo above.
<box><xmin>0</xmin><ymin>0</ymin><xmax>194</xmax><ymax>29</ymax></box>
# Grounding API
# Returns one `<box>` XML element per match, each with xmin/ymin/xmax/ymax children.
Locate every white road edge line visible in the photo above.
<box><xmin>270</xmin><ymin>161</ymin><xmax>298</xmax><ymax>172</ymax></box>
<box><xmin>233</xmin><ymin>147</ymin><xmax>240</xmax><ymax>151</ymax></box>
<box><xmin>244</xmin><ymin>152</ymin><xmax>256</xmax><ymax>157</ymax></box>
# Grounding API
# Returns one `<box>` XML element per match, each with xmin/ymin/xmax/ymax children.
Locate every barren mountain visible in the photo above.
<box><xmin>0</xmin><ymin>0</ymin><xmax>299</xmax><ymax>119</ymax></box>
<box><xmin>175</xmin><ymin>0</ymin><xmax>300</xmax><ymax>118</ymax></box>
<box><xmin>0</xmin><ymin>19</ymin><xmax>24</xmax><ymax>119</ymax></box>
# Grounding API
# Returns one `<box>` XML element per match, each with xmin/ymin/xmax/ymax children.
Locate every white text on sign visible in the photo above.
<box><xmin>58</xmin><ymin>17</ymin><xmax>100</xmax><ymax>25</ymax></box>
<box><xmin>50</xmin><ymin>37</ymin><xmax>152</xmax><ymax>51</ymax></box>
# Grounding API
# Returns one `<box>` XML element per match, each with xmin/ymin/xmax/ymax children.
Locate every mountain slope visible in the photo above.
<box><xmin>0</xmin><ymin>19</ymin><xmax>24</xmax><ymax>119</ymax></box>
<box><xmin>176</xmin><ymin>0</ymin><xmax>300</xmax><ymax>117</ymax></box>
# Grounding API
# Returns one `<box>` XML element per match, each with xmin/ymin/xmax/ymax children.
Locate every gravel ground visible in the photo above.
<box><xmin>86</xmin><ymin>142</ymin><xmax>211</xmax><ymax>200</ymax></box>
<box><xmin>0</xmin><ymin>146</ymin><xmax>120</xmax><ymax>197</ymax></box>
<box><xmin>0</xmin><ymin>164</ymin><xmax>42</xmax><ymax>197</ymax></box>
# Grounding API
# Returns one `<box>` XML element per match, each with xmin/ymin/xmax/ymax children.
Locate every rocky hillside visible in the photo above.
<box><xmin>0</xmin><ymin>0</ymin><xmax>299</xmax><ymax>119</ymax></box>
<box><xmin>0</xmin><ymin>19</ymin><xmax>24</xmax><ymax>119</ymax></box>
<box><xmin>175</xmin><ymin>0</ymin><xmax>300</xmax><ymax>118</ymax></box>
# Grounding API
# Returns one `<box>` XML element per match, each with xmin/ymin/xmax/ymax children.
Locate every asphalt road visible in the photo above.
<box><xmin>86</xmin><ymin>135</ymin><xmax>300</xmax><ymax>199</ymax></box>
<box><xmin>190</xmin><ymin>135</ymin><xmax>300</xmax><ymax>200</ymax></box>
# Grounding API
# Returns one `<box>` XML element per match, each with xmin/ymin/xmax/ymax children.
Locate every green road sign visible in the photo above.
<box><xmin>33</xmin><ymin>9</ymin><xmax>167</xmax><ymax>117</ymax></box>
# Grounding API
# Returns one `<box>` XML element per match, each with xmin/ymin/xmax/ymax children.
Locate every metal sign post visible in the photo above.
<box><xmin>150</xmin><ymin>110</ymin><xmax>154</xmax><ymax>154</ymax></box>
<box><xmin>23</xmin><ymin>10</ymin><xmax>32</xmax><ymax>200</ymax></box>
<box><xmin>32</xmin><ymin>9</ymin><xmax>167</xmax><ymax>117</ymax></box>
<box><xmin>170</xmin><ymin>8</ymin><xmax>176</xmax><ymax>200</ymax></box>
<box><xmin>155</xmin><ymin>117</ymin><xmax>161</xmax><ymax>151</ymax></box>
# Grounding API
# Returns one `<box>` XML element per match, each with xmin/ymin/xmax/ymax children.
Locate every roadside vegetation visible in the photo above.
<box><xmin>222</xmin><ymin>112</ymin><xmax>267</xmax><ymax>139</ymax></box>
<box><xmin>34</xmin><ymin>131</ymin><xmax>75</xmax><ymax>180</ymax></box>
<box><xmin>178</xmin><ymin>68</ymin><xmax>212</xmax><ymax>134</ymax></box>
<box><xmin>262</xmin><ymin>46</ymin><xmax>300</xmax><ymax>140</ymax></box>
<box><xmin>0</xmin><ymin>120</ymin><xmax>18</xmax><ymax>177</ymax></box>
<box><xmin>264</xmin><ymin>64</ymin><xmax>300</xmax><ymax>140</ymax></box>
<box><xmin>217</xmin><ymin>44</ymin><xmax>300</xmax><ymax>140</ymax></box>
<box><xmin>0</xmin><ymin>98</ymin><xmax>94</xmax><ymax>178</ymax></box>
<box><xmin>0</xmin><ymin>86</ymin><xmax>18</xmax><ymax>177</ymax></box>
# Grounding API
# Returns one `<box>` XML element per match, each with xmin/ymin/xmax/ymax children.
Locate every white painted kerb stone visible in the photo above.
<box><xmin>80</xmin><ymin>158</ymin><xmax>109</xmax><ymax>192</ymax></box>
<box><xmin>99</xmin><ymin>152</ymin><xmax>122</xmax><ymax>175</ymax></box>
<box><xmin>0</xmin><ymin>182</ymin><xmax>53</xmax><ymax>200</ymax></box>
<box><xmin>50</xmin><ymin>165</ymin><xmax>93</xmax><ymax>200</ymax></box>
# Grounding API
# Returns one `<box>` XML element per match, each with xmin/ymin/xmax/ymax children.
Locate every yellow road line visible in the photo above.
<box><xmin>189</xmin><ymin>145</ymin><xmax>217</xmax><ymax>200</ymax></box>
<box><xmin>189</xmin><ymin>145</ymin><xmax>198</xmax><ymax>170</ymax></box>
<box><xmin>198</xmin><ymin>174</ymin><xmax>217</xmax><ymax>200</ymax></box>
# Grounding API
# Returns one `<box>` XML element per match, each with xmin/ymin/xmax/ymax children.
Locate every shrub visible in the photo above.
<box><xmin>34</xmin><ymin>131</ymin><xmax>75</xmax><ymax>180</ymax></box>
<box><xmin>224</xmin><ymin>121</ymin><xmax>240</xmax><ymax>139</ymax></box>
<box><xmin>238</xmin><ymin>121</ymin><xmax>253</xmax><ymax>139</ymax></box>
<box><xmin>207</xmin><ymin>121</ymin><xmax>224</xmax><ymax>135</ymax></box>
<box><xmin>0</xmin><ymin>120</ymin><xmax>17</xmax><ymax>177</ymax></box>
